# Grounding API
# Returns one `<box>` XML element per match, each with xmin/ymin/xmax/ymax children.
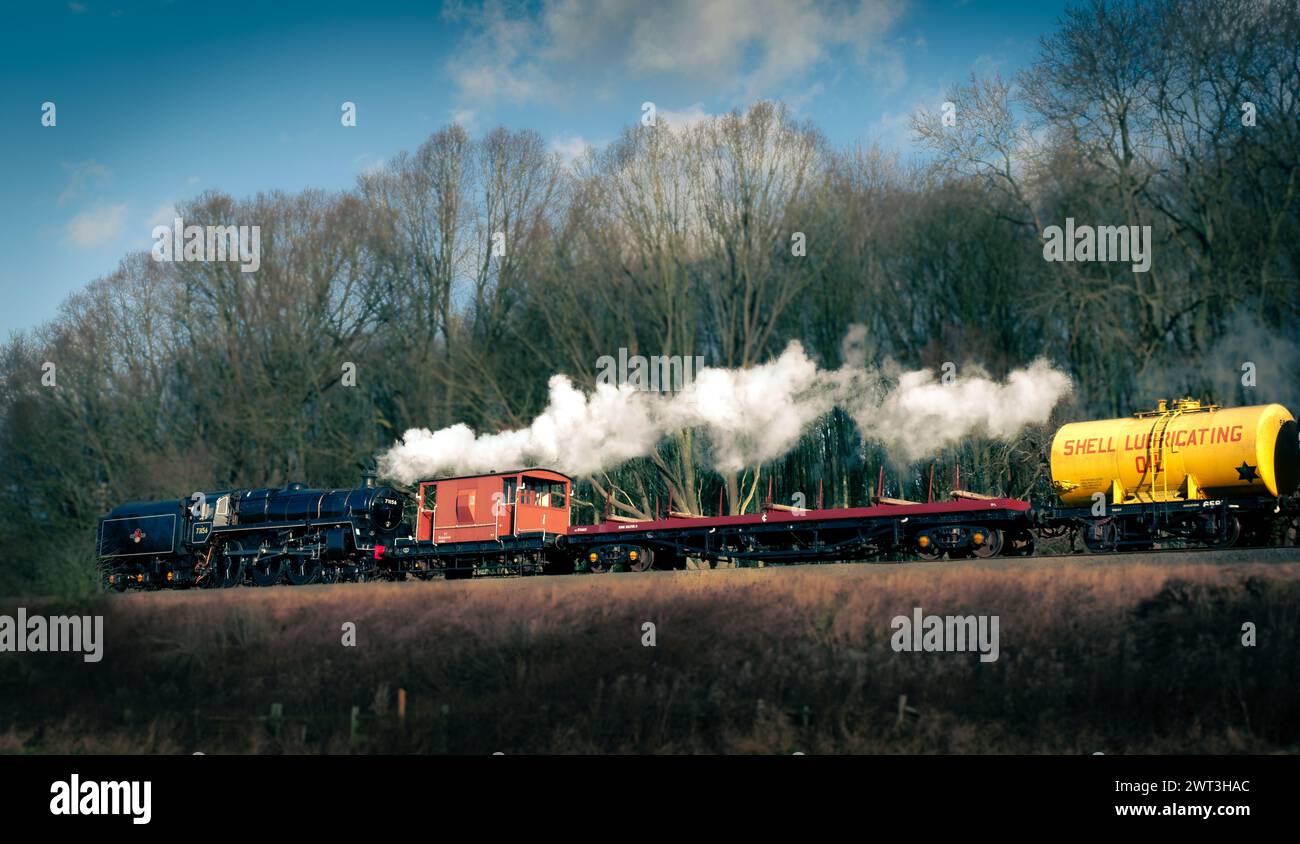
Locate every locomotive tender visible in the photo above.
<box><xmin>96</xmin><ymin>399</ymin><xmax>1300</xmax><ymax>589</ymax></box>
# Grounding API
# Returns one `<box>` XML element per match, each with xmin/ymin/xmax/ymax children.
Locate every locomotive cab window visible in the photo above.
<box><xmin>212</xmin><ymin>495</ymin><xmax>230</xmax><ymax>527</ymax></box>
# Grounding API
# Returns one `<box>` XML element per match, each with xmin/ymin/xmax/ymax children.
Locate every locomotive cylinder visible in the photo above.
<box><xmin>1050</xmin><ymin>399</ymin><xmax>1299</xmax><ymax>506</ymax></box>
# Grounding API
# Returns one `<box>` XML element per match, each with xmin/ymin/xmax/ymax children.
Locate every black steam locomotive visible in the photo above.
<box><xmin>97</xmin><ymin>471</ymin><xmax>406</xmax><ymax>589</ymax></box>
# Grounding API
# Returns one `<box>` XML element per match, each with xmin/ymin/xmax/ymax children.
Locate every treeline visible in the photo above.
<box><xmin>2</xmin><ymin>0</ymin><xmax>1298</xmax><ymax>594</ymax></box>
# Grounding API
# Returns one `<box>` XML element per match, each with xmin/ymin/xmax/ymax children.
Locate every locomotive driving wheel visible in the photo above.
<box><xmin>249</xmin><ymin>543</ymin><xmax>285</xmax><ymax>586</ymax></box>
<box><xmin>286</xmin><ymin>556</ymin><xmax>322</xmax><ymax>586</ymax></box>
<box><xmin>213</xmin><ymin>540</ymin><xmax>247</xmax><ymax>588</ymax></box>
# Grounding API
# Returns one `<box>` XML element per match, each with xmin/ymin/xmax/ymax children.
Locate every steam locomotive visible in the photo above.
<box><xmin>98</xmin><ymin>471</ymin><xmax>405</xmax><ymax>589</ymax></box>
<box><xmin>97</xmin><ymin>399</ymin><xmax>1300</xmax><ymax>589</ymax></box>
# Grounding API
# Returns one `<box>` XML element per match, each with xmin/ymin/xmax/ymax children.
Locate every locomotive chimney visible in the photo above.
<box><xmin>362</xmin><ymin>459</ymin><xmax>377</xmax><ymax>489</ymax></box>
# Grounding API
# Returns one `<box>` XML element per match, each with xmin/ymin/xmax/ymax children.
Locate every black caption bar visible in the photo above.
<box><xmin>0</xmin><ymin>754</ymin><xmax>1288</xmax><ymax>832</ymax></box>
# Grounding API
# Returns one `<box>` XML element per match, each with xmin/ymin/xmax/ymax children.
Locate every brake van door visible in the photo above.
<box><xmin>496</xmin><ymin>476</ymin><xmax>517</xmax><ymax>538</ymax></box>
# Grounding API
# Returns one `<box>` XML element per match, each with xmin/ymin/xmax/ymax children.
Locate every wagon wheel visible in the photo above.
<box><xmin>286</xmin><ymin>557</ymin><xmax>322</xmax><ymax>586</ymax></box>
<box><xmin>1081</xmin><ymin>520</ymin><xmax>1118</xmax><ymax>553</ymax></box>
<box><xmin>914</xmin><ymin>534</ymin><xmax>942</xmax><ymax>561</ymax></box>
<box><xmin>1204</xmin><ymin>514</ymin><xmax>1241</xmax><ymax>549</ymax></box>
<box><xmin>970</xmin><ymin>528</ymin><xmax>1004</xmax><ymax>559</ymax></box>
<box><xmin>628</xmin><ymin>547</ymin><xmax>654</xmax><ymax>572</ymax></box>
<box><xmin>587</xmin><ymin>549</ymin><xmax>612</xmax><ymax>574</ymax></box>
<box><xmin>249</xmin><ymin>548</ymin><xmax>285</xmax><ymax>586</ymax></box>
<box><xmin>213</xmin><ymin>541</ymin><xmax>247</xmax><ymax>588</ymax></box>
<box><xmin>1005</xmin><ymin>529</ymin><xmax>1036</xmax><ymax>557</ymax></box>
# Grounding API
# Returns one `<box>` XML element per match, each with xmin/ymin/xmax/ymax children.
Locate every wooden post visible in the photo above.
<box><xmin>269</xmin><ymin>702</ymin><xmax>283</xmax><ymax>738</ymax></box>
<box><xmin>397</xmin><ymin>688</ymin><xmax>407</xmax><ymax>723</ymax></box>
<box><xmin>718</xmin><ymin>485</ymin><xmax>724</xmax><ymax>516</ymax></box>
<box><xmin>928</xmin><ymin>466</ymin><xmax>934</xmax><ymax>503</ymax></box>
<box><xmin>817</xmin><ymin>478</ymin><xmax>823</xmax><ymax>510</ymax></box>
<box><xmin>896</xmin><ymin>694</ymin><xmax>919</xmax><ymax>726</ymax></box>
<box><xmin>350</xmin><ymin>705</ymin><xmax>360</xmax><ymax>744</ymax></box>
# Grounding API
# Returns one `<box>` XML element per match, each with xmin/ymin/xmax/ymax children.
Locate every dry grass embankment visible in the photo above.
<box><xmin>2</xmin><ymin>557</ymin><xmax>1298</xmax><ymax>753</ymax></box>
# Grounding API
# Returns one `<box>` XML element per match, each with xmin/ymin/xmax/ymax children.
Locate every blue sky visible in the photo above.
<box><xmin>0</xmin><ymin>0</ymin><xmax>1070</xmax><ymax>338</ymax></box>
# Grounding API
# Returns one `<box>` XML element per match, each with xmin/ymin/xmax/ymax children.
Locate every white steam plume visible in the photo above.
<box><xmin>378</xmin><ymin>337</ymin><xmax>1072</xmax><ymax>484</ymax></box>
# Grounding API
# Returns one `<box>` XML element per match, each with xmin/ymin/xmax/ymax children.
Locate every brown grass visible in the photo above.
<box><xmin>2</xmin><ymin>558</ymin><xmax>1299</xmax><ymax>754</ymax></box>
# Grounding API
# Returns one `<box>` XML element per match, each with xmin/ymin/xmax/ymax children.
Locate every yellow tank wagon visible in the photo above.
<box><xmin>1051</xmin><ymin>399</ymin><xmax>1299</xmax><ymax>506</ymax></box>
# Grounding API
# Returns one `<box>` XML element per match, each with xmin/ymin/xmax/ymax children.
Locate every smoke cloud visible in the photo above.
<box><xmin>378</xmin><ymin>337</ymin><xmax>1073</xmax><ymax>483</ymax></box>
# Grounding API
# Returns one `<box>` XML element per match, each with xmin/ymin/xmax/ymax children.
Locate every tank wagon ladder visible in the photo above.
<box><xmin>1138</xmin><ymin>408</ymin><xmax>1175</xmax><ymax>502</ymax></box>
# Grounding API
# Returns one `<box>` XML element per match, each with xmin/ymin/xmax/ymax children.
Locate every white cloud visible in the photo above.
<box><xmin>65</xmin><ymin>204</ymin><xmax>127</xmax><ymax>248</ymax></box>
<box><xmin>448</xmin><ymin>0</ymin><xmax>909</xmax><ymax>108</ymax></box>
<box><xmin>58</xmin><ymin>160</ymin><xmax>111</xmax><ymax>206</ymax></box>
<box><xmin>450</xmin><ymin>107</ymin><xmax>478</xmax><ymax>130</ymax></box>
<box><xmin>145</xmin><ymin>202</ymin><xmax>178</xmax><ymax>232</ymax></box>
<box><xmin>657</xmin><ymin>103</ymin><xmax>712</xmax><ymax>129</ymax></box>
<box><xmin>868</xmin><ymin>82</ymin><xmax>948</xmax><ymax>152</ymax></box>
<box><xmin>550</xmin><ymin>134</ymin><xmax>592</xmax><ymax>165</ymax></box>
<box><xmin>351</xmin><ymin>153</ymin><xmax>387</xmax><ymax>175</ymax></box>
